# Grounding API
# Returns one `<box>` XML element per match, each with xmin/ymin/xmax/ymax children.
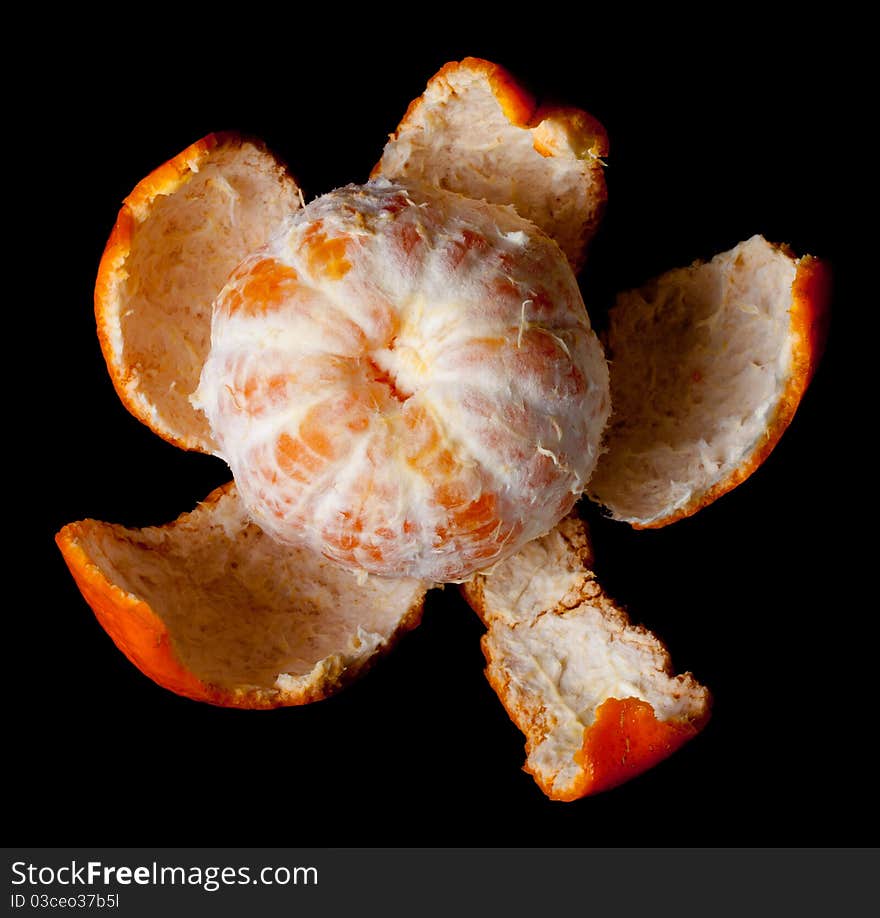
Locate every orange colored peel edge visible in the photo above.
<box><xmin>549</xmin><ymin>697</ymin><xmax>704</xmax><ymax>802</ymax></box>
<box><xmin>480</xmin><ymin>627</ymin><xmax>708</xmax><ymax>801</ymax></box>
<box><xmin>55</xmin><ymin>524</ymin><xmax>215</xmax><ymax>705</ymax></box>
<box><xmin>370</xmin><ymin>56</ymin><xmax>609</xmax><ymax>169</ymax></box>
<box><xmin>94</xmin><ymin>132</ymin><xmax>228</xmax><ymax>455</ymax></box>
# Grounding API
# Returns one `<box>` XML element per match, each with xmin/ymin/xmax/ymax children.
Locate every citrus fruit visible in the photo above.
<box><xmin>57</xmin><ymin>58</ymin><xmax>827</xmax><ymax>801</ymax></box>
<box><xmin>193</xmin><ymin>179</ymin><xmax>610</xmax><ymax>581</ymax></box>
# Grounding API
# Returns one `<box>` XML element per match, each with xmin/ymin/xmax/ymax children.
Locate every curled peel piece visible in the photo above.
<box><xmin>588</xmin><ymin>235</ymin><xmax>831</xmax><ymax>527</ymax></box>
<box><xmin>461</xmin><ymin>514</ymin><xmax>710</xmax><ymax>799</ymax></box>
<box><xmin>373</xmin><ymin>57</ymin><xmax>608</xmax><ymax>271</ymax></box>
<box><xmin>96</xmin><ymin>132</ymin><xmax>303</xmax><ymax>453</ymax></box>
<box><xmin>56</xmin><ymin>483</ymin><xmax>428</xmax><ymax>708</ymax></box>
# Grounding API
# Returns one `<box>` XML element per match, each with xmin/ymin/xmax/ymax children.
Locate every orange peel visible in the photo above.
<box><xmin>95</xmin><ymin>131</ymin><xmax>303</xmax><ymax>452</ymax></box>
<box><xmin>373</xmin><ymin>57</ymin><xmax>608</xmax><ymax>271</ymax></box>
<box><xmin>461</xmin><ymin>513</ymin><xmax>710</xmax><ymax>800</ymax></box>
<box><xmin>588</xmin><ymin>235</ymin><xmax>831</xmax><ymax>527</ymax></box>
<box><xmin>56</xmin><ymin>483</ymin><xmax>427</xmax><ymax>708</ymax></box>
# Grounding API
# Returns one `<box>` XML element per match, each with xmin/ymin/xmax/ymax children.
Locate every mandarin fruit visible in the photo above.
<box><xmin>193</xmin><ymin>179</ymin><xmax>610</xmax><ymax>581</ymax></box>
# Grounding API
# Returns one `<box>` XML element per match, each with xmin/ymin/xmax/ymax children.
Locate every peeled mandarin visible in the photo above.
<box><xmin>194</xmin><ymin>179</ymin><xmax>610</xmax><ymax>581</ymax></box>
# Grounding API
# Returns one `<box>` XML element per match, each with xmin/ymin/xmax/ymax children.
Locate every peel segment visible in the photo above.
<box><xmin>373</xmin><ymin>57</ymin><xmax>608</xmax><ymax>271</ymax></box>
<box><xmin>56</xmin><ymin>483</ymin><xmax>428</xmax><ymax>709</ymax></box>
<box><xmin>645</xmin><ymin>252</ymin><xmax>831</xmax><ymax>529</ymax></box>
<box><xmin>588</xmin><ymin>238</ymin><xmax>831</xmax><ymax>528</ymax></box>
<box><xmin>663</xmin><ymin>252</ymin><xmax>830</xmax><ymax>527</ymax></box>
<box><xmin>461</xmin><ymin>513</ymin><xmax>710</xmax><ymax>800</ymax></box>
<box><xmin>95</xmin><ymin>132</ymin><xmax>303</xmax><ymax>453</ymax></box>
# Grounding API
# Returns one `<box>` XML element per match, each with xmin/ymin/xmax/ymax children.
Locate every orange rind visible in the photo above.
<box><xmin>56</xmin><ymin>483</ymin><xmax>427</xmax><ymax>708</ymax></box>
<box><xmin>461</xmin><ymin>513</ymin><xmax>710</xmax><ymax>800</ymax></box>
<box><xmin>373</xmin><ymin>57</ymin><xmax>608</xmax><ymax>271</ymax></box>
<box><xmin>588</xmin><ymin>236</ymin><xmax>831</xmax><ymax>527</ymax></box>
<box><xmin>95</xmin><ymin>132</ymin><xmax>303</xmax><ymax>452</ymax></box>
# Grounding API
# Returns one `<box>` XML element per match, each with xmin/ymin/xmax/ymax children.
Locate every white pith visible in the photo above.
<box><xmin>375</xmin><ymin>62</ymin><xmax>605</xmax><ymax>269</ymax></box>
<box><xmin>466</xmin><ymin>516</ymin><xmax>709</xmax><ymax>797</ymax></box>
<box><xmin>68</xmin><ymin>485</ymin><xmax>426</xmax><ymax>701</ymax></box>
<box><xmin>109</xmin><ymin>140</ymin><xmax>302</xmax><ymax>451</ymax></box>
<box><xmin>588</xmin><ymin>235</ymin><xmax>799</xmax><ymax>525</ymax></box>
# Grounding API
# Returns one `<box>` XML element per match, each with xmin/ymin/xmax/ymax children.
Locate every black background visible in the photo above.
<box><xmin>18</xmin><ymin>19</ymin><xmax>866</xmax><ymax>847</ymax></box>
